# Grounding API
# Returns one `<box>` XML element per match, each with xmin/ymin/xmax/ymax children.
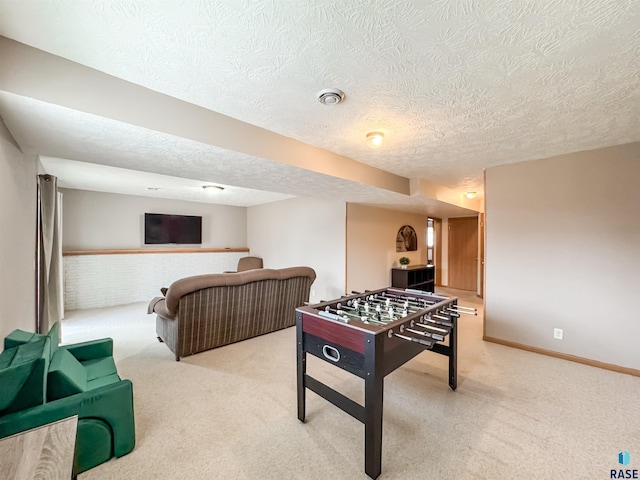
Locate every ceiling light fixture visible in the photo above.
<box><xmin>366</xmin><ymin>131</ymin><xmax>384</xmax><ymax>148</ymax></box>
<box><xmin>202</xmin><ymin>185</ymin><xmax>224</xmax><ymax>194</ymax></box>
<box><xmin>464</xmin><ymin>192</ymin><xmax>477</xmax><ymax>199</ymax></box>
<box><xmin>317</xmin><ymin>88</ymin><xmax>345</xmax><ymax>105</ymax></box>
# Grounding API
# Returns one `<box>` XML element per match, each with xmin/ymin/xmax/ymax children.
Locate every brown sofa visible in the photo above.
<box><xmin>148</xmin><ymin>267</ymin><xmax>316</xmax><ymax>361</ymax></box>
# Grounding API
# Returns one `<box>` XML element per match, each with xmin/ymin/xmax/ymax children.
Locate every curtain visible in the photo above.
<box><xmin>37</xmin><ymin>174</ymin><xmax>62</xmax><ymax>334</ymax></box>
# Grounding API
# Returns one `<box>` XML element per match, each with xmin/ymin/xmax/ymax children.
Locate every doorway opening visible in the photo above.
<box><xmin>427</xmin><ymin>218</ymin><xmax>442</xmax><ymax>286</ymax></box>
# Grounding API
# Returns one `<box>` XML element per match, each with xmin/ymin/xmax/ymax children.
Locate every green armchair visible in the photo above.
<box><xmin>0</xmin><ymin>322</ymin><xmax>135</xmax><ymax>476</ymax></box>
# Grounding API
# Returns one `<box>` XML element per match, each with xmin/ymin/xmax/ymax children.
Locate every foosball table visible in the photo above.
<box><xmin>295</xmin><ymin>287</ymin><xmax>475</xmax><ymax>479</ymax></box>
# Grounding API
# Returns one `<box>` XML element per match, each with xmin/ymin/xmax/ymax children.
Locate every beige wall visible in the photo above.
<box><xmin>61</xmin><ymin>189</ymin><xmax>247</xmax><ymax>250</ymax></box>
<box><xmin>346</xmin><ymin>204</ymin><xmax>428</xmax><ymax>293</ymax></box>
<box><xmin>485</xmin><ymin>142</ymin><xmax>640</xmax><ymax>370</ymax></box>
<box><xmin>0</xmin><ymin>120</ymin><xmax>38</xmax><ymax>343</ymax></box>
<box><xmin>247</xmin><ymin>197</ymin><xmax>346</xmax><ymax>303</ymax></box>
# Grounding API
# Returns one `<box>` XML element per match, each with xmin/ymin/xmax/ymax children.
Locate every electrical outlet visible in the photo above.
<box><xmin>553</xmin><ymin>328</ymin><xmax>563</xmax><ymax>340</ymax></box>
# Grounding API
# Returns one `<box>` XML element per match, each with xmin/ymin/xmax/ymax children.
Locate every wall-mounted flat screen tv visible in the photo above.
<box><xmin>144</xmin><ymin>213</ymin><xmax>202</xmax><ymax>245</ymax></box>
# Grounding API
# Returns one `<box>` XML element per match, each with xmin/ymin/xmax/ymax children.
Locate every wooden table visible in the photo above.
<box><xmin>0</xmin><ymin>415</ymin><xmax>78</xmax><ymax>480</ymax></box>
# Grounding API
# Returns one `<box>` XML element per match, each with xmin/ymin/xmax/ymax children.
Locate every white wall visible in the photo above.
<box><xmin>0</xmin><ymin>121</ymin><xmax>38</xmax><ymax>343</ymax></box>
<box><xmin>346</xmin><ymin>204</ymin><xmax>429</xmax><ymax>293</ymax></box>
<box><xmin>59</xmin><ymin>189</ymin><xmax>249</xmax><ymax>310</ymax></box>
<box><xmin>485</xmin><ymin>143</ymin><xmax>640</xmax><ymax>370</ymax></box>
<box><xmin>64</xmin><ymin>251</ymin><xmax>245</xmax><ymax>310</ymax></box>
<box><xmin>61</xmin><ymin>189</ymin><xmax>247</xmax><ymax>250</ymax></box>
<box><xmin>247</xmin><ymin>197</ymin><xmax>346</xmax><ymax>303</ymax></box>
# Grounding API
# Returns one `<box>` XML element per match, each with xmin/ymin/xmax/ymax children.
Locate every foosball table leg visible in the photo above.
<box><xmin>449</xmin><ymin>315</ymin><xmax>457</xmax><ymax>391</ymax></box>
<box><xmin>364</xmin><ymin>334</ymin><xmax>384</xmax><ymax>479</ymax></box>
<box><xmin>296</xmin><ymin>314</ymin><xmax>306</xmax><ymax>422</ymax></box>
<box><xmin>364</xmin><ymin>374</ymin><xmax>383</xmax><ymax>479</ymax></box>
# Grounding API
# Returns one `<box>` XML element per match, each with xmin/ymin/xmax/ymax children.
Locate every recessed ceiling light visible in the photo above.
<box><xmin>464</xmin><ymin>192</ymin><xmax>477</xmax><ymax>199</ymax></box>
<box><xmin>202</xmin><ymin>185</ymin><xmax>224</xmax><ymax>194</ymax></box>
<box><xmin>317</xmin><ymin>88</ymin><xmax>345</xmax><ymax>105</ymax></box>
<box><xmin>365</xmin><ymin>131</ymin><xmax>384</xmax><ymax>148</ymax></box>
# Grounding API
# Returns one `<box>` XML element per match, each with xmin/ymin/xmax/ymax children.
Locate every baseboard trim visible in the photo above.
<box><xmin>483</xmin><ymin>336</ymin><xmax>640</xmax><ymax>377</ymax></box>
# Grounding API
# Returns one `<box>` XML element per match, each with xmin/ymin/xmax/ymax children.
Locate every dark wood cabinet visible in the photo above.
<box><xmin>391</xmin><ymin>265</ymin><xmax>435</xmax><ymax>292</ymax></box>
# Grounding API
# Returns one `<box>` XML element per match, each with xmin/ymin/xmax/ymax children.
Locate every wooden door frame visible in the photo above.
<box><xmin>478</xmin><ymin>212</ymin><xmax>484</xmax><ymax>298</ymax></box>
<box><xmin>432</xmin><ymin>217</ymin><xmax>442</xmax><ymax>286</ymax></box>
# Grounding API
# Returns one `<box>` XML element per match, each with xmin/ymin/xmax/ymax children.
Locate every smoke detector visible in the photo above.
<box><xmin>317</xmin><ymin>88</ymin><xmax>345</xmax><ymax>105</ymax></box>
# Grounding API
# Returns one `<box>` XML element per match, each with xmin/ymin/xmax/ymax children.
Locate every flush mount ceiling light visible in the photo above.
<box><xmin>202</xmin><ymin>185</ymin><xmax>224</xmax><ymax>194</ymax></box>
<box><xmin>317</xmin><ymin>88</ymin><xmax>345</xmax><ymax>105</ymax></box>
<box><xmin>365</xmin><ymin>131</ymin><xmax>384</xmax><ymax>148</ymax></box>
<box><xmin>464</xmin><ymin>192</ymin><xmax>477</xmax><ymax>199</ymax></box>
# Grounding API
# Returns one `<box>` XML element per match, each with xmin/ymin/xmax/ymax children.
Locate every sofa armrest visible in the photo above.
<box><xmin>148</xmin><ymin>297</ymin><xmax>175</xmax><ymax>320</ymax></box>
<box><xmin>148</xmin><ymin>296</ymin><xmax>165</xmax><ymax>315</ymax></box>
<box><xmin>62</xmin><ymin>338</ymin><xmax>113</xmax><ymax>361</ymax></box>
<box><xmin>0</xmin><ymin>380</ymin><xmax>135</xmax><ymax>458</ymax></box>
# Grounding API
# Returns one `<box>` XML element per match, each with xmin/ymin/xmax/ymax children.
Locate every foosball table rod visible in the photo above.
<box><xmin>447</xmin><ymin>305</ymin><xmax>477</xmax><ymax>315</ymax></box>
<box><xmin>393</xmin><ymin>332</ymin><xmax>434</xmax><ymax>348</ymax></box>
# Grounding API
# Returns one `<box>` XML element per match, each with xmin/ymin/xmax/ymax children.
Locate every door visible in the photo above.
<box><xmin>448</xmin><ymin>216</ymin><xmax>478</xmax><ymax>291</ymax></box>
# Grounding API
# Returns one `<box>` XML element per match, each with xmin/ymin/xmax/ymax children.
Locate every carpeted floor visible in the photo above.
<box><xmin>62</xmin><ymin>288</ymin><xmax>640</xmax><ymax>479</ymax></box>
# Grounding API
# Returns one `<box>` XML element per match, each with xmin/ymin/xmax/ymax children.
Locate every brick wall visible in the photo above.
<box><xmin>63</xmin><ymin>251</ymin><xmax>246</xmax><ymax>310</ymax></box>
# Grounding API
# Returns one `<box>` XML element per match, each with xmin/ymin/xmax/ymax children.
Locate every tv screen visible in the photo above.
<box><xmin>144</xmin><ymin>213</ymin><xmax>202</xmax><ymax>245</ymax></box>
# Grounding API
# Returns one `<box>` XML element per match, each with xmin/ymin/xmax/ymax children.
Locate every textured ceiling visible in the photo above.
<box><xmin>39</xmin><ymin>156</ymin><xmax>296</xmax><ymax>208</ymax></box>
<box><xmin>1</xmin><ymin>0</ymin><xmax>639</xmax><ymax>214</ymax></box>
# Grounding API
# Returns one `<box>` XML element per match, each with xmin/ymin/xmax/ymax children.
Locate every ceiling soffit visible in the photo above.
<box><xmin>0</xmin><ymin>37</ymin><xmax>479</xmax><ymax>213</ymax></box>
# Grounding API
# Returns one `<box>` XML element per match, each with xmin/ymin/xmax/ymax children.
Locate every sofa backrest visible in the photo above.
<box><xmin>4</xmin><ymin>330</ymin><xmax>45</xmax><ymax>350</ymax></box>
<box><xmin>47</xmin><ymin>321</ymin><xmax>60</xmax><ymax>359</ymax></box>
<box><xmin>163</xmin><ymin>267</ymin><xmax>316</xmax><ymax>317</ymax></box>
<box><xmin>0</xmin><ymin>338</ymin><xmax>50</xmax><ymax>415</ymax></box>
<box><xmin>4</xmin><ymin>322</ymin><xmax>60</xmax><ymax>362</ymax></box>
<box><xmin>47</xmin><ymin>349</ymin><xmax>88</xmax><ymax>401</ymax></box>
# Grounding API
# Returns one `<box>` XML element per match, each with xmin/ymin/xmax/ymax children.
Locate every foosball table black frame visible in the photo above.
<box><xmin>296</xmin><ymin>287</ymin><xmax>461</xmax><ymax>479</ymax></box>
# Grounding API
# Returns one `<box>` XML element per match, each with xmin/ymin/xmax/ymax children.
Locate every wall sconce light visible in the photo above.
<box><xmin>366</xmin><ymin>131</ymin><xmax>384</xmax><ymax>148</ymax></box>
<box><xmin>203</xmin><ymin>185</ymin><xmax>224</xmax><ymax>194</ymax></box>
<box><xmin>464</xmin><ymin>192</ymin><xmax>477</xmax><ymax>199</ymax></box>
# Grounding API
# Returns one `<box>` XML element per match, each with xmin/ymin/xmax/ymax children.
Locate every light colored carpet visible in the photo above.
<box><xmin>62</xmin><ymin>289</ymin><xmax>640</xmax><ymax>480</ymax></box>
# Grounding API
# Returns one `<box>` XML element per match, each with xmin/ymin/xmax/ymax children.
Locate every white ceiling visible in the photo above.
<box><xmin>1</xmin><ymin>1</ymin><xmax>639</xmax><ymax>216</ymax></box>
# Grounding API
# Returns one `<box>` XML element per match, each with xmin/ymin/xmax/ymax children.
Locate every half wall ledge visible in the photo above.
<box><xmin>63</xmin><ymin>248</ymin><xmax>249</xmax><ymax>256</ymax></box>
